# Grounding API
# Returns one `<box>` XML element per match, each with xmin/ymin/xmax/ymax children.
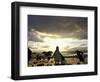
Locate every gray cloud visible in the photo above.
<box><xmin>28</xmin><ymin>15</ymin><xmax>88</xmax><ymax>40</ymax></box>
<box><xmin>28</xmin><ymin>30</ymin><xmax>43</xmax><ymax>42</ymax></box>
<box><xmin>70</xmin><ymin>46</ymin><xmax>87</xmax><ymax>51</ymax></box>
<box><xmin>69</xmin><ymin>46</ymin><xmax>87</xmax><ymax>54</ymax></box>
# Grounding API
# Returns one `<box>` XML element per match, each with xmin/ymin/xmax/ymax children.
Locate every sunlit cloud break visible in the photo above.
<box><xmin>28</xmin><ymin>15</ymin><xmax>87</xmax><ymax>54</ymax></box>
<box><xmin>28</xmin><ymin>29</ymin><xmax>87</xmax><ymax>53</ymax></box>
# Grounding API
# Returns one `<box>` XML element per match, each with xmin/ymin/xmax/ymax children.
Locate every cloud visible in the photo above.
<box><xmin>80</xmin><ymin>43</ymin><xmax>87</xmax><ymax>47</ymax></box>
<box><xmin>28</xmin><ymin>28</ymin><xmax>61</xmax><ymax>42</ymax></box>
<box><xmin>28</xmin><ymin>15</ymin><xmax>88</xmax><ymax>52</ymax></box>
<box><xmin>28</xmin><ymin>29</ymin><xmax>43</xmax><ymax>42</ymax></box>
<box><xmin>70</xmin><ymin>46</ymin><xmax>87</xmax><ymax>51</ymax></box>
<box><xmin>62</xmin><ymin>39</ymin><xmax>87</xmax><ymax>51</ymax></box>
<box><xmin>28</xmin><ymin>15</ymin><xmax>88</xmax><ymax>40</ymax></box>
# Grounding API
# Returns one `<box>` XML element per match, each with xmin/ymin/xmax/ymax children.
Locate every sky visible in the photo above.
<box><xmin>28</xmin><ymin>15</ymin><xmax>88</xmax><ymax>54</ymax></box>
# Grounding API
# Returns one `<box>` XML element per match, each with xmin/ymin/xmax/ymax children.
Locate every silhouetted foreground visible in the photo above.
<box><xmin>28</xmin><ymin>46</ymin><xmax>87</xmax><ymax>66</ymax></box>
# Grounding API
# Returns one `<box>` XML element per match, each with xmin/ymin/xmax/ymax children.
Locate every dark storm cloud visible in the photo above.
<box><xmin>28</xmin><ymin>15</ymin><xmax>88</xmax><ymax>40</ymax></box>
